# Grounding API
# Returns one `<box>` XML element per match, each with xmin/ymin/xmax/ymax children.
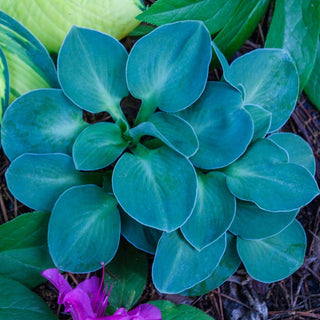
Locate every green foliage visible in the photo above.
<box><xmin>0</xmin><ymin>276</ymin><xmax>58</xmax><ymax>320</ymax></box>
<box><xmin>0</xmin><ymin>11</ymin><xmax>59</xmax><ymax>102</ymax></box>
<box><xmin>0</xmin><ymin>47</ymin><xmax>8</xmax><ymax>125</ymax></box>
<box><xmin>0</xmin><ymin>211</ymin><xmax>54</xmax><ymax>287</ymax></box>
<box><xmin>150</xmin><ymin>300</ymin><xmax>214</xmax><ymax>319</ymax></box>
<box><xmin>1</xmin><ymin>20</ymin><xmax>319</xmax><ymax>296</ymax></box>
<box><xmin>266</xmin><ymin>0</ymin><xmax>320</xmax><ymax>90</ymax></box>
<box><xmin>104</xmin><ymin>241</ymin><xmax>148</xmax><ymax>311</ymax></box>
<box><xmin>137</xmin><ymin>0</ymin><xmax>270</xmax><ymax>61</ymax></box>
<box><xmin>0</xmin><ymin>0</ymin><xmax>144</xmax><ymax>53</ymax></box>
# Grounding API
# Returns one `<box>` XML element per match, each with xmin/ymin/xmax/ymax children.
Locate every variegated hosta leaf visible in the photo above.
<box><xmin>112</xmin><ymin>144</ymin><xmax>197</xmax><ymax>232</ymax></box>
<box><xmin>0</xmin><ymin>0</ymin><xmax>144</xmax><ymax>53</ymax></box>
<box><xmin>0</xmin><ymin>11</ymin><xmax>59</xmax><ymax>101</ymax></box>
<box><xmin>0</xmin><ymin>47</ymin><xmax>9</xmax><ymax>125</ymax></box>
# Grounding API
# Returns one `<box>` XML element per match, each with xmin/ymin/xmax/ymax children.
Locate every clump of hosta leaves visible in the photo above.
<box><xmin>1</xmin><ymin>20</ymin><xmax>319</xmax><ymax>295</ymax></box>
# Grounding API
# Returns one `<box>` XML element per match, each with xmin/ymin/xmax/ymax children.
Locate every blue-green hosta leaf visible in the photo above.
<box><xmin>58</xmin><ymin>26</ymin><xmax>128</xmax><ymax>122</ymax></box>
<box><xmin>228</xmin><ymin>49</ymin><xmax>299</xmax><ymax>132</ymax></box>
<box><xmin>6</xmin><ymin>153</ymin><xmax>101</xmax><ymax>212</ymax></box>
<box><xmin>305</xmin><ymin>41</ymin><xmax>320</xmax><ymax>110</ymax></box>
<box><xmin>237</xmin><ymin>220</ymin><xmax>306</xmax><ymax>282</ymax></box>
<box><xmin>120</xmin><ymin>210</ymin><xmax>162</xmax><ymax>254</ymax></box>
<box><xmin>48</xmin><ymin>185</ymin><xmax>120</xmax><ymax>272</ymax></box>
<box><xmin>73</xmin><ymin>122</ymin><xmax>128</xmax><ymax>171</ymax></box>
<box><xmin>1</xmin><ymin>89</ymin><xmax>88</xmax><ymax>161</ymax></box>
<box><xmin>137</xmin><ymin>0</ymin><xmax>241</xmax><ymax>35</ymax></box>
<box><xmin>129</xmin><ymin>112</ymin><xmax>198</xmax><ymax>157</ymax></box>
<box><xmin>268</xmin><ymin>132</ymin><xmax>316</xmax><ymax>176</ymax></box>
<box><xmin>244</xmin><ymin>104</ymin><xmax>272</xmax><ymax>141</ymax></box>
<box><xmin>182</xmin><ymin>233</ymin><xmax>241</xmax><ymax>296</ymax></box>
<box><xmin>178</xmin><ymin>81</ymin><xmax>253</xmax><ymax>169</ymax></box>
<box><xmin>113</xmin><ymin>144</ymin><xmax>197</xmax><ymax>232</ymax></box>
<box><xmin>126</xmin><ymin>21</ymin><xmax>212</xmax><ymax>123</ymax></box>
<box><xmin>0</xmin><ymin>276</ymin><xmax>58</xmax><ymax>320</ymax></box>
<box><xmin>230</xmin><ymin>200</ymin><xmax>298</xmax><ymax>240</ymax></box>
<box><xmin>223</xmin><ymin>139</ymin><xmax>319</xmax><ymax>211</ymax></box>
<box><xmin>150</xmin><ymin>300</ymin><xmax>214</xmax><ymax>320</ymax></box>
<box><xmin>104</xmin><ymin>240</ymin><xmax>148</xmax><ymax>311</ymax></box>
<box><xmin>0</xmin><ymin>211</ymin><xmax>54</xmax><ymax>288</ymax></box>
<box><xmin>0</xmin><ymin>47</ymin><xmax>9</xmax><ymax>125</ymax></box>
<box><xmin>0</xmin><ymin>0</ymin><xmax>144</xmax><ymax>53</ymax></box>
<box><xmin>265</xmin><ymin>0</ymin><xmax>320</xmax><ymax>90</ymax></box>
<box><xmin>0</xmin><ymin>10</ymin><xmax>59</xmax><ymax>101</ymax></box>
<box><xmin>181</xmin><ymin>171</ymin><xmax>235</xmax><ymax>250</ymax></box>
<box><xmin>152</xmin><ymin>231</ymin><xmax>226</xmax><ymax>293</ymax></box>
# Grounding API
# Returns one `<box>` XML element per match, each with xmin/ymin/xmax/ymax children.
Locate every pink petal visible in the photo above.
<box><xmin>41</xmin><ymin>268</ymin><xmax>72</xmax><ymax>304</ymax></box>
<box><xmin>128</xmin><ymin>304</ymin><xmax>162</xmax><ymax>320</ymax></box>
<box><xmin>63</xmin><ymin>287</ymin><xmax>96</xmax><ymax>320</ymax></box>
<box><xmin>93</xmin><ymin>305</ymin><xmax>162</xmax><ymax>320</ymax></box>
<box><xmin>76</xmin><ymin>276</ymin><xmax>101</xmax><ymax>302</ymax></box>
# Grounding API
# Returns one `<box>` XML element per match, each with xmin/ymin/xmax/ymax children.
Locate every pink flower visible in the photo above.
<box><xmin>41</xmin><ymin>268</ymin><xmax>161</xmax><ymax>320</ymax></box>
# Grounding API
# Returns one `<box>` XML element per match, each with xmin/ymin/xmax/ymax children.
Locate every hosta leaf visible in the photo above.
<box><xmin>237</xmin><ymin>220</ymin><xmax>306</xmax><ymax>282</ymax></box>
<box><xmin>0</xmin><ymin>0</ymin><xmax>144</xmax><ymax>53</ymax></box>
<box><xmin>268</xmin><ymin>132</ymin><xmax>316</xmax><ymax>176</ymax></box>
<box><xmin>152</xmin><ymin>231</ymin><xmax>226</xmax><ymax>293</ymax></box>
<box><xmin>228</xmin><ymin>49</ymin><xmax>299</xmax><ymax>132</ymax></box>
<box><xmin>6</xmin><ymin>153</ymin><xmax>101</xmax><ymax>212</ymax></box>
<box><xmin>0</xmin><ymin>211</ymin><xmax>54</xmax><ymax>288</ymax></box>
<box><xmin>1</xmin><ymin>89</ymin><xmax>88</xmax><ymax>161</ymax></box>
<box><xmin>266</xmin><ymin>0</ymin><xmax>320</xmax><ymax>90</ymax></box>
<box><xmin>129</xmin><ymin>112</ymin><xmax>198</xmax><ymax>157</ymax></box>
<box><xmin>182</xmin><ymin>233</ymin><xmax>241</xmax><ymax>296</ymax></box>
<box><xmin>126</xmin><ymin>21</ymin><xmax>211</xmax><ymax>123</ymax></box>
<box><xmin>58</xmin><ymin>26</ymin><xmax>128</xmax><ymax>122</ymax></box>
<box><xmin>223</xmin><ymin>139</ymin><xmax>319</xmax><ymax>211</ymax></box>
<box><xmin>244</xmin><ymin>104</ymin><xmax>272</xmax><ymax>141</ymax></box>
<box><xmin>73</xmin><ymin>122</ymin><xmax>128</xmax><ymax>171</ymax></box>
<box><xmin>121</xmin><ymin>210</ymin><xmax>162</xmax><ymax>254</ymax></box>
<box><xmin>104</xmin><ymin>241</ymin><xmax>148</xmax><ymax>311</ymax></box>
<box><xmin>113</xmin><ymin>144</ymin><xmax>197</xmax><ymax>232</ymax></box>
<box><xmin>213</xmin><ymin>0</ymin><xmax>270</xmax><ymax>59</ymax></box>
<box><xmin>0</xmin><ymin>276</ymin><xmax>58</xmax><ymax>320</ymax></box>
<box><xmin>230</xmin><ymin>200</ymin><xmax>298</xmax><ymax>240</ymax></box>
<box><xmin>181</xmin><ymin>171</ymin><xmax>235</xmax><ymax>250</ymax></box>
<box><xmin>0</xmin><ymin>10</ymin><xmax>59</xmax><ymax>101</ymax></box>
<box><xmin>137</xmin><ymin>0</ymin><xmax>241</xmax><ymax>35</ymax></box>
<box><xmin>150</xmin><ymin>300</ymin><xmax>214</xmax><ymax>320</ymax></box>
<box><xmin>305</xmin><ymin>41</ymin><xmax>320</xmax><ymax>110</ymax></box>
<box><xmin>48</xmin><ymin>185</ymin><xmax>120</xmax><ymax>272</ymax></box>
<box><xmin>0</xmin><ymin>47</ymin><xmax>9</xmax><ymax>125</ymax></box>
<box><xmin>178</xmin><ymin>81</ymin><xmax>253</xmax><ymax>169</ymax></box>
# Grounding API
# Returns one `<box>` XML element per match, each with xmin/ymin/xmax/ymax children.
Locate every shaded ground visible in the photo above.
<box><xmin>1</xmin><ymin>1</ymin><xmax>320</xmax><ymax>319</ymax></box>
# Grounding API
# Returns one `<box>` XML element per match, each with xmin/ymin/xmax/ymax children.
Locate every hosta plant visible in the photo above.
<box><xmin>1</xmin><ymin>20</ymin><xmax>319</xmax><ymax>295</ymax></box>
